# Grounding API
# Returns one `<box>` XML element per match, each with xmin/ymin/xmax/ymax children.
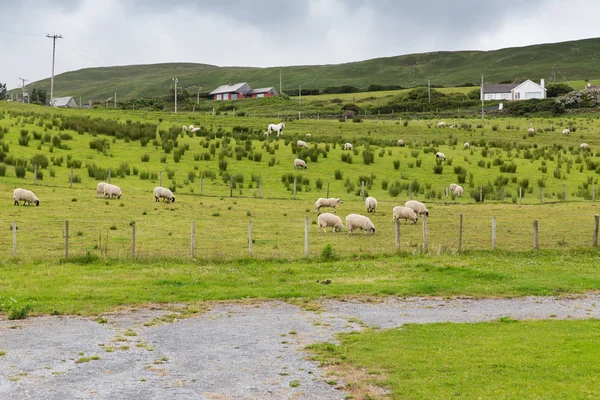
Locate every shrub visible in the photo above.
<box><xmin>141</xmin><ymin>154</ymin><xmax>150</xmax><ymax>162</ymax></box>
<box><xmin>393</xmin><ymin>160</ymin><xmax>400</xmax><ymax>170</ymax></box>
<box><xmin>31</xmin><ymin>154</ymin><xmax>49</xmax><ymax>169</ymax></box>
<box><xmin>15</xmin><ymin>165</ymin><xmax>26</xmax><ymax>178</ymax></box>
<box><xmin>0</xmin><ymin>164</ymin><xmax>5</xmax><ymax>177</ymax></box>
<box><xmin>362</xmin><ymin>150</ymin><xmax>375</xmax><ymax>165</ymax></box>
<box><xmin>433</xmin><ymin>165</ymin><xmax>444</xmax><ymax>174</ymax></box>
<box><xmin>334</xmin><ymin>170</ymin><xmax>343</xmax><ymax>180</ymax></box>
<box><xmin>218</xmin><ymin>159</ymin><xmax>228</xmax><ymax>171</ymax></box>
<box><xmin>316</xmin><ymin>178</ymin><xmax>323</xmax><ymax>190</ymax></box>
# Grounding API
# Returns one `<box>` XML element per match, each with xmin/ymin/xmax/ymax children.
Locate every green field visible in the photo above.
<box><xmin>13</xmin><ymin>37</ymin><xmax>600</xmax><ymax>101</ymax></box>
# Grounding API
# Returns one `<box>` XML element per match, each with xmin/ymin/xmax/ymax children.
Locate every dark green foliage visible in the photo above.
<box><xmin>31</xmin><ymin>154</ymin><xmax>49</xmax><ymax>169</ymax></box>
<box><xmin>15</xmin><ymin>165</ymin><xmax>26</xmax><ymax>178</ymax></box>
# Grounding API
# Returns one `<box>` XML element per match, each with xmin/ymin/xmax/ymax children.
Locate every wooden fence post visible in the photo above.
<box><xmin>593</xmin><ymin>184</ymin><xmax>596</xmax><ymax>202</ymax></box>
<box><xmin>248</xmin><ymin>220</ymin><xmax>253</xmax><ymax>257</ymax></box>
<box><xmin>131</xmin><ymin>222</ymin><xmax>136</xmax><ymax>258</ymax></box>
<box><xmin>519</xmin><ymin>187</ymin><xmax>522</xmax><ymax>204</ymax></box>
<box><xmin>533</xmin><ymin>220</ymin><xmax>539</xmax><ymax>250</ymax></box>
<box><xmin>190</xmin><ymin>221</ymin><xmax>196</xmax><ymax>258</ymax></box>
<box><xmin>69</xmin><ymin>167</ymin><xmax>73</xmax><ymax>188</ymax></box>
<box><xmin>65</xmin><ymin>220</ymin><xmax>69</xmax><ymax>258</ymax></box>
<box><xmin>258</xmin><ymin>178</ymin><xmax>262</xmax><ymax>198</ymax></box>
<box><xmin>422</xmin><ymin>214</ymin><xmax>428</xmax><ymax>253</ymax></box>
<box><xmin>304</xmin><ymin>217</ymin><xmax>309</xmax><ymax>257</ymax></box>
<box><xmin>479</xmin><ymin>185</ymin><xmax>483</xmax><ymax>203</ymax></box>
<box><xmin>458</xmin><ymin>214</ymin><xmax>463</xmax><ymax>252</ymax></box>
<box><xmin>563</xmin><ymin>184</ymin><xmax>567</xmax><ymax>201</ymax></box>
<box><xmin>12</xmin><ymin>221</ymin><xmax>17</xmax><ymax>257</ymax></box>
<box><xmin>34</xmin><ymin>164</ymin><xmax>37</xmax><ymax>184</ymax></box>
<box><xmin>501</xmin><ymin>186</ymin><xmax>505</xmax><ymax>202</ymax></box>
<box><xmin>361</xmin><ymin>181</ymin><xmax>365</xmax><ymax>200</ymax></box>
<box><xmin>409</xmin><ymin>184</ymin><xmax>413</xmax><ymax>200</ymax></box>
<box><xmin>492</xmin><ymin>216</ymin><xmax>497</xmax><ymax>250</ymax></box>
<box><xmin>293</xmin><ymin>177</ymin><xmax>297</xmax><ymax>200</ymax></box>
<box><xmin>230</xmin><ymin>175</ymin><xmax>233</xmax><ymax>197</ymax></box>
<box><xmin>540</xmin><ymin>188</ymin><xmax>543</xmax><ymax>204</ymax></box>
<box><xmin>200</xmin><ymin>173</ymin><xmax>203</xmax><ymax>195</ymax></box>
<box><xmin>159</xmin><ymin>171</ymin><xmax>163</xmax><ymax>187</ymax></box>
<box><xmin>394</xmin><ymin>219</ymin><xmax>400</xmax><ymax>249</ymax></box>
<box><xmin>445</xmin><ymin>186</ymin><xmax>449</xmax><ymax>204</ymax></box>
<box><xmin>594</xmin><ymin>214</ymin><xmax>599</xmax><ymax>247</ymax></box>
<box><xmin>108</xmin><ymin>169</ymin><xmax>111</xmax><ymax>184</ymax></box>
<box><xmin>326</xmin><ymin>182</ymin><xmax>330</xmax><ymax>198</ymax></box>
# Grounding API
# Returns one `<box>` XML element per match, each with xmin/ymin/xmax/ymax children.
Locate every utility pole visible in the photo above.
<box><xmin>79</xmin><ymin>96</ymin><xmax>82</xmax><ymax>108</ymax></box>
<box><xmin>173</xmin><ymin>78</ymin><xmax>178</xmax><ymax>113</ymax></box>
<box><xmin>18</xmin><ymin>78</ymin><xmax>28</xmax><ymax>103</ymax></box>
<box><xmin>552</xmin><ymin>65</ymin><xmax>556</xmax><ymax>83</ymax></box>
<box><xmin>279</xmin><ymin>68</ymin><xmax>282</xmax><ymax>95</ymax></box>
<box><xmin>299</xmin><ymin>85</ymin><xmax>301</xmax><ymax>105</ymax></box>
<box><xmin>197</xmin><ymin>88</ymin><xmax>200</xmax><ymax>105</ymax></box>
<box><xmin>46</xmin><ymin>34</ymin><xmax>62</xmax><ymax>106</ymax></box>
<box><xmin>481</xmin><ymin>73</ymin><xmax>484</xmax><ymax>121</ymax></box>
<box><xmin>428</xmin><ymin>80</ymin><xmax>431</xmax><ymax>104</ymax></box>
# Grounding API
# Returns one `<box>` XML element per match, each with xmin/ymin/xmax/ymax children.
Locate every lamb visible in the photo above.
<box><xmin>397</xmin><ymin>139</ymin><xmax>404</xmax><ymax>147</ymax></box>
<box><xmin>580</xmin><ymin>143</ymin><xmax>589</xmax><ymax>150</ymax></box>
<box><xmin>103</xmin><ymin>183</ymin><xmax>122</xmax><ymax>199</ymax></box>
<box><xmin>528</xmin><ymin>128</ymin><xmax>535</xmax><ymax>135</ymax></box>
<box><xmin>449</xmin><ymin>183</ymin><xmax>458</xmax><ymax>192</ymax></box>
<box><xmin>345</xmin><ymin>214</ymin><xmax>375</xmax><ymax>235</ymax></box>
<box><xmin>562</xmin><ymin>129</ymin><xmax>570</xmax><ymax>135</ymax></box>
<box><xmin>13</xmin><ymin>188</ymin><xmax>40</xmax><ymax>206</ymax></box>
<box><xmin>182</xmin><ymin>125</ymin><xmax>188</xmax><ymax>132</ymax></box>
<box><xmin>306</xmin><ymin>133</ymin><xmax>312</xmax><ymax>138</ymax></box>
<box><xmin>405</xmin><ymin>200</ymin><xmax>429</xmax><ymax>217</ymax></box>
<box><xmin>317</xmin><ymin>213</ymin><xmax>344</xmax><ymax>233</ymax></box>
<box><xmin>294</xmin><ymin>159</ymin><xmax>308</xmax><ymax>169</ymax></box>
<box><xmin>464</xmin><ymin>142</ymin><xmax>470</xmax><ymax>149</ymax></box>
<box><xmin>343</xmin><ymin>143</ymin><xmax>352</xmax><ymax>150</ymax></box>
<box><xmin>365</xmin><ymin>196</ymin><xmax>377</xmax><ymax>213</ymax></box>
<box><xmin>96</xmin><ymin>182</ymin><xmax>107</xmax><ymax>198</ymax></box>
<box><xmin>392</xmin><ymin>206</ymin><xmax>418</xmax><ymax>224</ymax></box>
<box><xmin>297</xmin><ymin>140</ymin><xmax>309</xmax><ymax>149</ymax></box>
<box><xmin>315</xmin><ymin>198</ymin><xmax>343</xmax><ymax>214</ymax></box>
<box><xmin>435</xmin><ymin>152</ymin><xmax>446</xmax><ymax>161</ymax></box>
<box><xmin>453</xmin><ymin>185</ymin><xmax>464</xmax><ymax>197</ymax></box>
<box><xmin>188</xmin><ymin>125</ymin><xmax>195</xmax><ymax>131</ymax></box>
<box><xmin>154</xmin><ymin>186</ymin><xmax>175</xmax><ymax>203</ymax></box>
<box><xmin>436</xmin><ymin>122</ymin><xmax>446</xmax><ymax>128</ymax></box>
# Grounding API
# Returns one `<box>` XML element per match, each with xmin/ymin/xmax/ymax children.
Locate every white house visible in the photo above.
<box><xmin>482</xmin><ymin>79</ymin><xmax>546</xmax><ymax>101</ymax></box>
<box><xmin>51</xmin><ymin>96</ymin><xmax>78</xmax><ymax>108</ymax></box>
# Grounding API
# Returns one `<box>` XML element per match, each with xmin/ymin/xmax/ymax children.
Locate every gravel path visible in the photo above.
<box><xmin>1</xmin><ymin>295</ymin><xmax>600</xmax><ymax>399</ymax></box>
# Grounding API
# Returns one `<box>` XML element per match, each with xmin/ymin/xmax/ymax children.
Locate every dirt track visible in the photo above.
<box><xmin>2</xmin><ymin>295</ymin><xmax>600</xmax><ymax>399</ymax></box>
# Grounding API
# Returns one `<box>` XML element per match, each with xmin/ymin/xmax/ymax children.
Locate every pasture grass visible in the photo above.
<box><xmin>1</xmin><ymin>249</ymin><xmax>600</xmax><ymax>315</ymax></box>
<box><xmin>308</xmin><ymin>319</ymin><xmax>600</xmax><ymax>399</ymax></box>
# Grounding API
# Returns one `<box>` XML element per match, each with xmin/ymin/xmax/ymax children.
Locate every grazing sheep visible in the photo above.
<box><xmin>103</xmin><ymin>183</ymin><xmax>122</xmax><ymax>199</ymax></box>
<box><xmin>453</xmin><ymin>185</ymin><xmax>464</xmax><ymax>197</ymax></box>
<box><xmin>191</xmin><ymin>127</ymin><xmax>200</xmax><ymax>133</ymax></box>
<box><xmin>96</xmin><ymin>182</ymin><xmax>107</xmax><ymax>198</ymax></box>
<box><xmin>294</xmin><ymin>159</ymin><xmax>307</xmax><ymax>169</ymax></box>
<box><xmin>405</xmin><ymin>200</ymin><xmax>429</xmax><ymax>217</ymax></box>
<box><xmin>13</xmin><ymin>188</ymin><xmax>40</xmax><ymax>206</ymax></box>
<box><xmin>365</xmin><ymin>196</ymin><xmax>377</xmax><ymax>213</ymax></box>
<box><xmin>154</xmin><ymin>186</ymin><xmax>175</xmax><ymax>203</ymax></box>
<box><xmin>392</xmin><ymin>206</ymin><xmax>418</xmax><ymax>224</ymax></box>
<box><xmin>397</xmin><ymin>139</ymin><xmax>404</xmax><ymax>147</ymax></box>
<box><xmin>449</xmin><ymin>183</ymin><xmax>458</xmax><ymax>192</ymax></box>
<box><xmin>345</xmin><ymin>214</ymin><xmax>375</xmax><ymax>235</ymax></box>
<box><xmin>343</xmin><ymin>143</ymin><xmax>353</xmax><ymax>150</ymax></box>
<box><xmin>188</xmin><ymin>125</ymin><xmax>195</xmax><ymax>131</ymax></box>
<box><xmin>435</xmin><ymin>152</ymin><xmax>446</xmax><ymax>161</ymax></box>
<box><xmin>317</xmin><ymin>213</ymin><xmax>344</xmax><ymax>233</ymax></box>
<box><xmin>297</xmin><ymin>140</ymin><xmax>309</xmax><ymax>149</ymax></box>
<box><xmin>581</xmin><ymin>143</ymin><xmax>589</xmax><ymax>150</ymax></box>
<box><xmin>436</xmin><ymin>122</ymin><xmax>446</xmax><ymax>128</ymax></box>
<box><xmin>464</xmin><ymin>142</ymin><xmax>470</xmax><ymax>149</ymax></box>
<box><xmin>267</xmin><ymin>122</ymin><xmax>285</xmax><ymax>136</ymax></box>
<box><xmin>562</xmin><ymin>129</ymin><xmax>570</xmax><ymax>135</ymax></box>
<box><xmin>306</xmin><ymin>133</ymin><xmax>312</xmax><ymax>138</ymax></box>
<box><xmin>315</xmin><ymin>198</ymin><xmax>343</xmax><ymax>214</ymax></box>
<box><xmin>182</xmin><ymin>125</ymin><xmax>188</xmax><ymax>132</ymax></box>
<box><xmin>528</xmin><ymin>127</ymin><xmax>535</xmax><ymax>135</ymax></box>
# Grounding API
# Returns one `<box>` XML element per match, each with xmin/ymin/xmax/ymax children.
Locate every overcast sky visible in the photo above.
<box><xmin>2</xmin><ymin>0</ymin><xmax>600</xmax><ymax>90</ymax></box>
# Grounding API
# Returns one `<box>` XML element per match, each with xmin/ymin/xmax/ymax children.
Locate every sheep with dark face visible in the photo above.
<box><xmin>103</xmin><ymin>183</ymin><xmax>122</xmax><ymax>199</ymax></box>
<box><xmin>405</xmin><ymin>200</ymin><xmax>429</xmax><ymax>217</ymax></box>
<box><xmin>317</xmin><ymin>213</ymin><xmax>344</xmax><ymax>233</ymax></box>
<box><xmin>345</xmin><ymin>214</ymin><xmax>375</xmax><ymax>235</ymax></box>
<box><xmin>435</xmin><ymin>152</ymin><xmax>446</xmax><ymax>161</ymax></box>
<box><xmin>13</xmin><ymin>188</ymin><xmax>40</xmax><ymax>206</ymax></box>
<box><xmin>393</xmin><ymin>206</ymin><xmax>418</xmax><ymax>224</ymax></box>
<box><xmin>294</xmin><ymin>159</ymin><xmax>308</xmax><ymax>169</ymax></box>
<box><xmin>154</xmin><ymin>186</ymin><xmax>175</xmax><ymax>203</ymax></box>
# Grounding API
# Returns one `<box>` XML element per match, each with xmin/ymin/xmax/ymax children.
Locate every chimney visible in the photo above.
<box><xmin>540</xmin><ymin>79</ymin><xmax>545</xmax><ymax>88</ymax></box>
<box><xmin>228</xmin><ymin>81</ymin><xmax>233</xmax><ymax>86</ymax></box>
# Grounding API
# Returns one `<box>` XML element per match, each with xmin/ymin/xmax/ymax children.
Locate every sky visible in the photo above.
<box><xmin>1</xmin><ymin>0</ymin><xmax>600</xmax><ymax>90</ymax></box>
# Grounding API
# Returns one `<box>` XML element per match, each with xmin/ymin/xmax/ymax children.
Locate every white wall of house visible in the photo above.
<box><xmin>513</xmin><ymin>80</ymin><xmax>545</xmax><ymax>100</ymax></box>
<box><xmin>484</xmin><ymin>93</ymin><xmax>511</xmax><ymax>100</ymax></box>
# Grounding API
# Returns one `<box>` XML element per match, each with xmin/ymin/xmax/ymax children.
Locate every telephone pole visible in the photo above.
<box><xmin>279</xmin><ymin>68</ymin><xmax>282</xmax><ymax>95</ymax></box>
<box><xmin>18</xmin><ymin>77</ymin><xmax>28</xmax><ymax>103</ymax></box>
<box><xmin>173</xmin><ymin>78</ymin><xmax>178</xmax><ymax>113</ymax></box>
<box><xmin>46</xmin><ymin>34</ymin><xmax>62</xmax><ymax>106</ymax></box>
<box><xmin>481</xmin><ymin>73</ymin><xmax>484</xmax><ymax>121</ymax></box>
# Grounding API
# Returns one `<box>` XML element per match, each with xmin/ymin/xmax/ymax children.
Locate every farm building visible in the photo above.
<box><xmin>482</xmin><ymin>79</ymin><xmax>546</xmax><ymax>101</ymax></box>
<box><xmin>584</xmin><ymin>83</ymin><xmax>600</xmax><ymax>91</ymax></box>
<box><xmin>248</xmin><ymin>87</ymin><xmax>278</xmax><ymax>98</ymax></box>
<box><xmin>51</xmin><ymin>96</ymin><xmax>78</xmax><ymax>108</ymax></box>
<box><xmin>209</xmin><ymin>82</ymin><xmax>251</xmax><ymax>101</ymax></box>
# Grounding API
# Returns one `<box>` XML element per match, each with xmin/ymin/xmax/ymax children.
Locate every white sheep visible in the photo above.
<box><xmin>453</xmin><ymin>185</ymin><xmax>464</xmax><ymax>197</ymax></box>
<box><xmin>294</xmin><ymin>159</ymin><xmax>307</xmax><ymax>169</ymax></box>
<box><xmin>264</xmin><ymin>131</ymin><xmax>270</xmax><ymax>136</ymax></box>
<box><xmin>449</xmin><ymin>183</ymin><xmax>458</xmax><ymax>192</ymax></box>
<box><xmin>365</xmin><ymin>196</ymin><xmax>377</xmax><ymax>213</ymax></box>
<box><xmin>345</xmin><ymin>214</ymin><xmax>375</xmax><ymax>235</ymax></box>
<box><xmin>317</xmin><ymin>213</ymin><xmax>344</xmax><ymax>233</ymax></box>
<box><xmin>528</xmin><ymin>128</ymin><xmax>535</xmax><ymax>135</ymax></box>
<box><xmin>435</xmin><ymin>152</ymin><xmax>446</xmax><ymax>161</ymax></box>
<box><xmin>405</xmin><ymin>200</ymin><xmax>429</xmax><ymax>216</ymax></box>
<box><xmin>397</xmin><ymin>139</ymin><xmax>404</xmax><ymax>147</ymax></box>
<box><xmin>315</xmin><ymin>198</ymin><xmax>343</xmax><ymax>214</ymax></box>
<box><xmin>436</xmin><ymin>122</ymin><xmax>446</xmax><ymax>128</ymax></box>
<box><xmin>343</xmin><ymin>143</ymin><xmax>353</xmax><ymax>150</ymax></box>
<box><xmin>297</xmin><ymin>140</ymin><xmax>309</xmax><ymax>149</ymax></box>
<box><xmin>580</xmin><ymin>143</ymin><xmax>589</xmax><ymax>150</ymax></box>
<box><xmin>103</xmin><ymin>183</ymin><xmax>122</xmax><ymax>199</ymax></box>
<box><xmin>562</xmin><ymin>129</ymin><xmax>570</xmax><ymax>135</ymax></box>
<box><xmin>154</xmin><ymin>186</ymin><xmax>175</xmax><ymax>203</ymax></box>
<box><xmin>306</xmin><ymin>133</ymin><xmax>312</xmax><ymax>138</ymax></box>
<box><xmin>13</xmin><ymin>188</ymin><xmax>40</xmax><ymax>206</ymax></box>
<box><xmin>464</xmin><ymin>142</ymin><xmax>470</xmax><ymax>149</ymax></box>
<box><xmin>188</xmin><ymin>125</ymin><xmax>195</xmax><ymax>131</ymax></box>
<box><xmin>191</xmin><ymin>127</ymin><xmax>200</xmax><ymax>133</ymax></box>
<box><xmin>96</xmin><ymin>182</ymin><xmax>107</xmax><ymax>198</ymax></box>
<box><xmin>182</xmin><ymin>125</ymin><xmax>188</xmax><ymax>132</ymax></box>
<box><xmin>392</xmin><ymin>206</ymin><xmax>418</xmax><ymax>224</ymax></box>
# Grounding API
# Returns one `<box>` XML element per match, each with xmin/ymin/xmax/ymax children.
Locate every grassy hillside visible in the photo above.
<box><xmin>17</xmin><ymin>37</ymin><xmax>600</xmax><ymax>102</ymax></box>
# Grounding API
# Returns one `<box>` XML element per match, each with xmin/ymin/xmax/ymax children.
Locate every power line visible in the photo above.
<box><xmin>57</xmin><ymin>40</ymin><xmax>106</xmax><ymax>67</ymax></box>
<box><xmin>0</xmin><ymin>28</ymin><xmax>44</xmax><ymax>37</ymax></box>
<box><xmin>61</xmin><ymin>38</ymin><xmax>107</xmax><ymax>66</ymax></box>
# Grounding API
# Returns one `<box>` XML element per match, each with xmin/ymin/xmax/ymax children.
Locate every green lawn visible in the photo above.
<box><xmin>308</xmin><ymin>319</ymin><xmax>600</xmax><ymax>399</ymax></box>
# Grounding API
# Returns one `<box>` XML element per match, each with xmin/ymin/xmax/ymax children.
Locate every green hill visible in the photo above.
<box><xmin>18</xmin><ymin>37</ymin><xmax>600</xmax><ymax>101</ymax></box>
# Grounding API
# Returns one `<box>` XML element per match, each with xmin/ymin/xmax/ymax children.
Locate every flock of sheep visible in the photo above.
<box><xmin>315</xmin><ymin>196</ymin><xmax>429</xmax><ymax>235</ymax></box>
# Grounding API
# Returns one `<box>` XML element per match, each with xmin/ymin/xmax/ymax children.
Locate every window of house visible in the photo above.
<box><xmin>514</xmin><ymin>92</ymin><xmax>520</xmax><ymax>100</ymax></box>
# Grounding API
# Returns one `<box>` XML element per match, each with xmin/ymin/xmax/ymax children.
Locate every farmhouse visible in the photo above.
<box><xmin>209</xmin><ymin>82</ymin><xmax>278</xmax><ymax>100</ymax></box>
<box><xmin>482</xmin><ymin>79</ymin><xmax>546</xmax><ymax>101</ymax></box>
<box><xmin>51</xmin><ymin>96</ymin><xmax>78</xmax><ymax>108</ymax></box>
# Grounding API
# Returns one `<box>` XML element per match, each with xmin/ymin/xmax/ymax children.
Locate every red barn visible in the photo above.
<box><xmin>248</xmin><ymin>87</ymin><xmax>279</xmax><ymax>98</ymax></box>
<box><xmin>209</xmin><ymin>82</ymin><xmax>251</xmax><ymax>101</ymax></box>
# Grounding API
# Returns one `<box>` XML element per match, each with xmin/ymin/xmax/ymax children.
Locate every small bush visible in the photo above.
<box><xmin>393</xmin><ymin>160</ymin><xmax>400</xmax><ymax>170</ymax></box>
<box><xmin>15</xmin><ymin>166</ymin><xmax>26</xmax><ymax>178</ymax></box>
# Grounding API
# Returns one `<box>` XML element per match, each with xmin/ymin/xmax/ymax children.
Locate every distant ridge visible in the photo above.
<box><xmin>21</xmin><ymin>37</ymin><xmax>600</xmax><ymax>101</ymax></box>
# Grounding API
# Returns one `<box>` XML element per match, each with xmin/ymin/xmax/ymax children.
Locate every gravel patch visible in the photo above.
<box><xmin>1</xmin><ymin>295</ymin><xmax>599</xmax><ymax>399</ymax></box>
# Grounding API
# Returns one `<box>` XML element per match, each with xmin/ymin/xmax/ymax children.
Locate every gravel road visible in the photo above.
<box><xmin>2</xmin><ymin>295</ymin><xmax>600</xmax><ymax>399</ymax></box>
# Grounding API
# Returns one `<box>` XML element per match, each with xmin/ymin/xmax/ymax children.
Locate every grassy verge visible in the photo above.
<box><xmin>1</xmin><ymin>249</ymin><xmax>600</xmax><ymax>315</ymax></box>
<box><xmin>308</xmin><ymin>319</ymin><xmax>600</xmax><ymax>399</ymax></box>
